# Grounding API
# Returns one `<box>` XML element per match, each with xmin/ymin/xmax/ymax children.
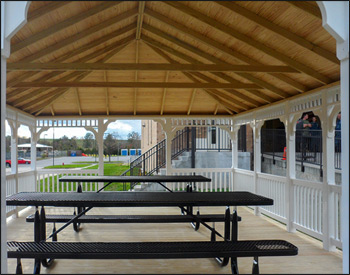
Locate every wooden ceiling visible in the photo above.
<box><xmin>6</xmin><ymin>1</ymin><xmax>339</xmax><ymax>117</ymax></box>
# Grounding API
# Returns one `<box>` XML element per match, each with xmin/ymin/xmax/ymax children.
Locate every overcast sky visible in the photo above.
<box><xmin>5</xmin><ymin>120</ymin><xmax>141</xmax><ymax>140</ymax></box>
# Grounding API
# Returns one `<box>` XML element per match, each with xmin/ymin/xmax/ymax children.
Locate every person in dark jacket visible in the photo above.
<box><xmin>310</xmin><ymin>116</ymin><xmax>321</xmax><ymax>152</ymax></box>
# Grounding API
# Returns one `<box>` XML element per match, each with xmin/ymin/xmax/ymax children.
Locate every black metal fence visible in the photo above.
<box><xmin>261</xmin><ymin>129</ymin><xmax>286</xmax><ymax>164</ymax></box>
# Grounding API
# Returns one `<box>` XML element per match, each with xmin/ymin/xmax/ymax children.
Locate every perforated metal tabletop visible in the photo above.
<box><xmin>6</xmin><ymin>191</ymin><xmax>273</xmax><ymax>207</ymax></box>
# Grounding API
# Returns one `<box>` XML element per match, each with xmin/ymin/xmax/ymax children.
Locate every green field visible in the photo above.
<box><xmin>38</xmin><ymin>163</ymin><xmax>131</xmax><ymax>192</ymax></box>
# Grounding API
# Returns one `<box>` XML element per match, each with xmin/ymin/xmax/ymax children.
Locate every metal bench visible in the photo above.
<box><xmin>8</xmin><ymin>240</ymin><xmax>298</xmax><ymax>274</ymax></box>
<box><xmin>26</xmin><ymin>213</ymin><xmax>241</xmax><ymax>232</ymax></box>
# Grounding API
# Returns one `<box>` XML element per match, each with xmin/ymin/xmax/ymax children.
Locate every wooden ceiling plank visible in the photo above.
<box><xmin>12</xmin><ymin>2</ymin><xmax>122</xmax><ymax>53</ymax></box>
<box><xmin>160</xmin><ymin>71</ymin><xmax>170</xmax><ymax>115</ymax></box>
<box><xmin>7</xmin><ymin>63</ymin><xmax>299</xmax><ymax>73</ymax></box>
<box><xmin>75</xmin><ymin>88</ymin><xmax>82</xmax><ymax>116</ymax></box>
<box><xmin>27</xmin><ymin>2</ymin><xmax>72</xmax><ymax>22</ymax></box>
<box><xmin>142</xmin><ymin>27</ymin><xmax>290</xmax><ymax>97</ymax></box>
<box><xmin>14</xmin><ymin>82</ymin><xmax>262</xmax><ymax>89</ymax></box>
<box><xmin>217</xmin><ymin>2</ymin><xmax>338</xmax><ymax>64</ymax></box>
<box><xmin>158</xmin><ymin>3</ymin><xmax>332</xmax><ymax>85</ymax></box>
<box><xmin>143</xmin><ymin>35</ymin><xmax>285</xmax><ymax>100</ymax></box>
<box><xmin>18</xmin><ymin>8</ymin><xmax>138</xmax><ymax>63</ymax></box>
<box><xmin>7</xmin><ymin>25</ymin><xmax>135</xmax><ymax>88</ymax></box>
<box><xmin>28</xmin><ymin>42</ymin><xmax>131</xmax><ymax>114</ymax></box>
<box><xmin>187</xmin><ymin>88</ymin><xmax>196</xmax><ymax>115</ymax></box>
<box><xmin>136</xmin><ymin>1</ymin><xmax>146</xmax><ymax>40</ymax></box>
<box><xmin>287</xmin><ymin>1</ymin><xmax>322</xmax><ymax>19</ymax></box>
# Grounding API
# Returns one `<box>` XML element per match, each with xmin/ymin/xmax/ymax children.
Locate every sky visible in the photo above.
<box><xmin>5</xmin><ymin>120</ymin><xmax>141</xmax><ymax>140</ymax></box>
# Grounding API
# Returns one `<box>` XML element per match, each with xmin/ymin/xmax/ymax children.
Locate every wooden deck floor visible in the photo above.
<box><xmin>6</xmin><ymin>205</ymin><xmax>342</xmax><ymax>274</ymax></box>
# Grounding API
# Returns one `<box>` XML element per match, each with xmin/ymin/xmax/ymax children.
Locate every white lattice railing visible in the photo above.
<box><xmin>257</xmin><ymin>173</ymin><xmax>287</xmax><ymax>222</ymax></box>
<box><xmin>36</xmin><ymin>169</ymin><xmax>100</xmax><ymax>193</ymax></box>
<box><xmin>170</xmin><ymin>168</ymin><xmax>233</xmax><ymax>192</ymax></box>
<box><xmin>6</xmin><ymin>171</ymin><xmax>36</xmax><ymax>216</ymax></box>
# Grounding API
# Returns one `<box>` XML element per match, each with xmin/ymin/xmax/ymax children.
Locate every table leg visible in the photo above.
<box><xmin>40</xmin><ymin>207</ymin><xmax>55</xmax><ymax>268</ymax></box>
<box><xmin>231</xmin><ymin>210</ymin><xmax>239</xmax><ymax>274</ymax></box>
<box><xmin>215</xmin><ymin>207</ymin><xmax>230</xmax><ymax>267</ymax></box>
<box><xmin>33</xmin><ymin>207</ymin><xmax>41</xmax><ymax>274</ymax></box>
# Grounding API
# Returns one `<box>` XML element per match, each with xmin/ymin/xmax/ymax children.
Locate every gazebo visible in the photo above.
<box><xmin>1</xmin><ymin>1</ymin><xmax>348</xmax><ymax>274</ymax></box>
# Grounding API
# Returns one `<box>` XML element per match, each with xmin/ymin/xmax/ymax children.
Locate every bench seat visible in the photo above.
<box><xmin>26</xmin><ymin>214</ymin><xmax>241</xmax><ymax>223</ymax></box>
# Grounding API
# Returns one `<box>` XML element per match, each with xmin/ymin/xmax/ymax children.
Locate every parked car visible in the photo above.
<box><xmin>5</xmin><ymin>158</ymin><xmax>31</xmax><ymax>167</ymax></box>
<box><xmin>18</xmin><ymin>158</ymin><xmax>31</xmax><ymax>164</ymax></box>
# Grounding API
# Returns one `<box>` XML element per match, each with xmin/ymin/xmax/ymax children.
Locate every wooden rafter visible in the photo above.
<box><xmin>27</xmin><ymin>2</ymin><xmax>72</xmax><ymax>22</ymax></box>
<box><xmin>136</xmin><ymin>2</ymin><xmax>146</xmax><ymax>40</ymax></box>
<box><xmin>142</xmin><ymin>35</ymin><xmax>277</xmax><ymax>103</ymax></box>
<box><xmin>147</xmin><ymin>42</ymin><xmax>240</xmax><ymax>114</ymax></box>
<box><xmin>9</xmin><ymin>38</ymin><xmax>133</xmax><ymax>107</ymax></box>
<box><xmin>7</xmin><ymin>24</ymin><xmax>135</xmax><ymax>88</ymax></box>
<box><xmin>104</xmin><ymin>71</ymin><xmax>109</xmax><ymax>116</ymax></box>
<box><xmin>160</xmin><ymin>71</ymin><xmax>170</xmax><ymax>115</ymax></box>
<box><xmin>287</xmin><ymin>1</ymin><xmax>322</xmax><ymax>19</ymax></box>
<box><xmin>14</xmin><ymin>82</ymin><xmax>263</xmax><ymax>89</ymax></box>
<box><xmin>216</xmin><ymin>2</ymin><xmax>338</xmax><ymax>64</ymax></box>
<box><xmin>214</xmin><ymin>105</ymin><xmax>219</xmax><ymax>115</ymax></box>
<box><xmin>18</xmin><ymin>8</ymin><xmax>138</xmax><ymax>64</ymax></box>
<box><xmin>7</xmin><ymin>63</ymin><xmax>299</xmax><ymax>73</ymax></box>
<box><xmin>12</xmin><ymin>2</ymin><xmax>122</xmax><ymax>53</ymax></box>
<box><xmin>29</xmin><ymin>43</ymin><xmax>131</xmax><ymax>115</ymax></box>
<box><xmin>75</xmin><ymin>88</ymin><xmax>82</xmax><ymax>116</ymax></box>
<box><xmin>142</xmin><ymin>25</ymin><xmax>291</xmax><ymax>98</ymax></box>
<box><xmin>156</xmin><ymin>4</ymin><xmax>332</xmax><ymax>85</ymax></box>
<box><xmin>50</xmin><ymin>106</ymin><xmax>55</xmax><ymax>116</ymax></box>
<box><xmin>187</xmin><ymin>88</ymin><xmax>196</xmax><ymax>115</ymax></box>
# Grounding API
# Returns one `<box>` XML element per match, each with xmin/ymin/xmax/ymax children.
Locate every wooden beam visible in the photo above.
<box><xmin>159</xmin><ymin>3</ymin><xmax>332</xmax><ymax>85</ymax></box>
<box><xmin>217</xmin><ymin>2</ymin><xmax>338</xmax><ymax>64</ymax></box>
<box><xmin>134</xmin><ymin>40</ymin><xmax>139</xmax><ymax>115</ymax></box>
<box><xmin>75</xmin><ymin>88</ymin><xmax>82</xmax><ymax>116</ymax></box>
<box><xmin>187</xmin><ymin>88</ymin><xmax>196</xmax><ymax>115</ymax></box>
<box><xmin>136</xmin><ymin>1</ymin><xmax>146</xmax><ymax>40</ymax></box>
<box><xmin>104</xmin><ymin>71</ymin><xmax>109</xmax><ymax>116</ymax></box>
<box><xmin>12</xmin><ymin>2</ymin><xmax>122</xmax><ymax>53</ymax></box>
<box><xmin>18</xmin><ymin>8</ymin><xmax>138</xmax><ymax>63</ymax></box>
<box><xmin>142</xmin><ymin>35</ymin><xmax>281</xmax><ymax>101</ymax></box>
<box><xmin>50</xmin><ymin>106</ymin><xmax>55</xmax><ymax>116</ymax></box>
<box><xmin>9</xmin><ymin>38</ymin><xmax>133</xmax><ymax>106</ymax></box>
<box><xmin>142</xmin><ymin>26</ymin><xmax>293</xmax><ymax>97</ymax></box>
<box><xmin>160</xmin><ymin>71</ymin><xmax>170</xmax><ymax>115</ymax></box>
<box><xmin>287</xmin><ymin>1</ymin><xmax>322</xmax><ymax>19</ymax></box>
<box><xmin>7</xmin><ymin>63</ymin><xmax>299</xmax><ymax>73</ymax></box>
<box><xmin>214</xmin><ymin>105</ymin><xmax>219</xmax><ymax>115</ymax></box>
<box><xmin>7</xmin><ymin>24</ymin><xmax>135</xmax><ymax>88</ymax></box>
<box><xmin>27</xmin><ymin>2</ymin><xmax>72</xmax><ymax>22</ymax></box>
<box><xmin>14</xmin><ymin>82</ymin><xmax>262</xmax><ymax>89</ymax></box>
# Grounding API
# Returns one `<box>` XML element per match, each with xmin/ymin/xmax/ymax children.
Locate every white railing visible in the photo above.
<box><xmin>233</xmin><ymin>169</ymin><xmax>254</xmax><ymax>192</ymax></box>
<box><xmin>329</xmin><ymin>184</ymin><xmax>342</xmax><ymax>249</ymax></box>
<box><xmin>257</xmin><ymin>173</ymin><xmax>287</xmax><ymax>221</ymax></box>
<box><xmin>6</xmin><ymin>171</ymin><xmax>36</xmax><ymax>216</ymax></box>
<box><xmin>170</xmin><ymin>168</ymin><xmax>233</xmax><ymax>192</ymax></box>
<box><xmin>36</xmin><ymin>169</ymin><xmax>100</xmax><ymax>192</ymax></box>
<box><xmin>292</xmin><ymin>179</ymin><xmax>323</xmax><ymax>239</ymax></box>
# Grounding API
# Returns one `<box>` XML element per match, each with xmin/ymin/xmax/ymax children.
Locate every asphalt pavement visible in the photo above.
<box><xmin>6</xmin><ymin>155</ymin><xmax>135</xmax><ymax>175</ymax></box>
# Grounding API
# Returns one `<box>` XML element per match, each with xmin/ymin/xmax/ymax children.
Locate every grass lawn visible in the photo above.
<box><xmin>38</xmin><ymin>163</ymin><xmax>131</xmax><ymax>192</ymax></box>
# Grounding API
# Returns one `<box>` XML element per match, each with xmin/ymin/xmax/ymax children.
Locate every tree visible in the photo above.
<box><xmin>83</xmin><ymin>132</ymin><xmax>94</xmax><ymax>149</ymax></box>
<box><xmin>127</xmin><ymin>131</ymin><xmax>141</xmax><ymax>149</ymax></box>
<box><xmin>104</xmin><ymin>133</ymin><xmax>118</xmax><ymax>162</ymax></box>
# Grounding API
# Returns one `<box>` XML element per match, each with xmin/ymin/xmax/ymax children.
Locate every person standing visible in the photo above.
<box><xmin>310</xmin><ymin>116</ymin><xmax>321</xmax><ymax>152</ymax></box>
<box><xmin>302</xmin><ymin>114</ymin><xmax>312</xmax><ymax>152</ymax></box>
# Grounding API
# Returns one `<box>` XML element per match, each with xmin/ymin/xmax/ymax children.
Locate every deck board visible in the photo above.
<box><xmin>6</xmin><ymin>205</ymin><xmax>342</xmax><ymax>274</ymax></box>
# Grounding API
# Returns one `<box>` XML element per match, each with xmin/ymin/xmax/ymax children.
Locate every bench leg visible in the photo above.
<box><xmin>230</xmin><ymin>210</ymin><xmax>239</xmax><ymax>274</ymax></box>
<box><xmin>252</xmin><ymin>256</ymin><xmax>259</xmax><ymax>274</ymax></box>
<box><xmin>231</xmin><ymin>257</ymin><xmax>239</xmax><ymax>274</ymax></box>
<box><xmin>73</xmin><ymin>209</ymin><xmax>80</xmax><ymax>232</ymax></box>
<box><xmin>215</xmin><ymin>207</ymin><xmax>230</xmax><ymax>267</ymax></box>
<box><xmin>16</xmin><ymin>258</ymin><xmax>23</xmax><ymax>274</ymax></box>
<box><xmin>33</xmin><ymin>259</ymin><xmax>41</xmax><ymax>274</ymax></box>
<box><xmin>33</xmin><ymin>208</ymin><xmax>41</xmax><ymax>274</ymax></box>
<box><xmin>191</xmin><ymin>209</ymin><xmax>200</xmax><ymax>231</ymax></box>
<box><xmin>40</xmin><ymin>207</ymin><xmax>55</xmax><ymax>268</ymax></box>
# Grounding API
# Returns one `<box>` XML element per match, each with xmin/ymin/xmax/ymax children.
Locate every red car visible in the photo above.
<box><xmin>6</xmin><ymin>158</ymin><xmax>31</xmax><ymax>167</ymax></box>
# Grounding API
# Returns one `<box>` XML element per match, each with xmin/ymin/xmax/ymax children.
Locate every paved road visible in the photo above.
<box><xmin>6</xmin><ymin>155</ymin><xmax>136</xmax><ymax>175</ymax></box>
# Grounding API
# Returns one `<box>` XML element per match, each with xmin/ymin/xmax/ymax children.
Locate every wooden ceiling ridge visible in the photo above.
<box><xmin>147</xmin><ymin>42</ymin><xmax>241</xmax><ymax>114</ymax></box>
<box><xmin>8</xmin><ymin>36</ymin><xmax>134</xmax><ymax>105</ymax></box>
<box><xmin>142</xmin><ymin>23</ymin><xmax>293</xmax><ymax>98</ymax></box>
<box><xmin>142</xmin><ymin>32</ymin><xmax>284</xmax><ymax>102</ymax></box>
<box><xmin>159</xmin><ymin>3</ymin><xmax>332</xmax><ymax>85</ymax></box>
<box><xmin>136</xmin><ymin>1</ymin><xmax>146</xmax><ymax>40</ymax></box>
<box><xmin>12</xmin><ymin>1</ymin><xmax>123</xmax><ymax>53</ymax></box>
<box><xmin>216</xmin><ymin>2</ymin><xmax>338</xmax><ymax>64</ymax></box>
